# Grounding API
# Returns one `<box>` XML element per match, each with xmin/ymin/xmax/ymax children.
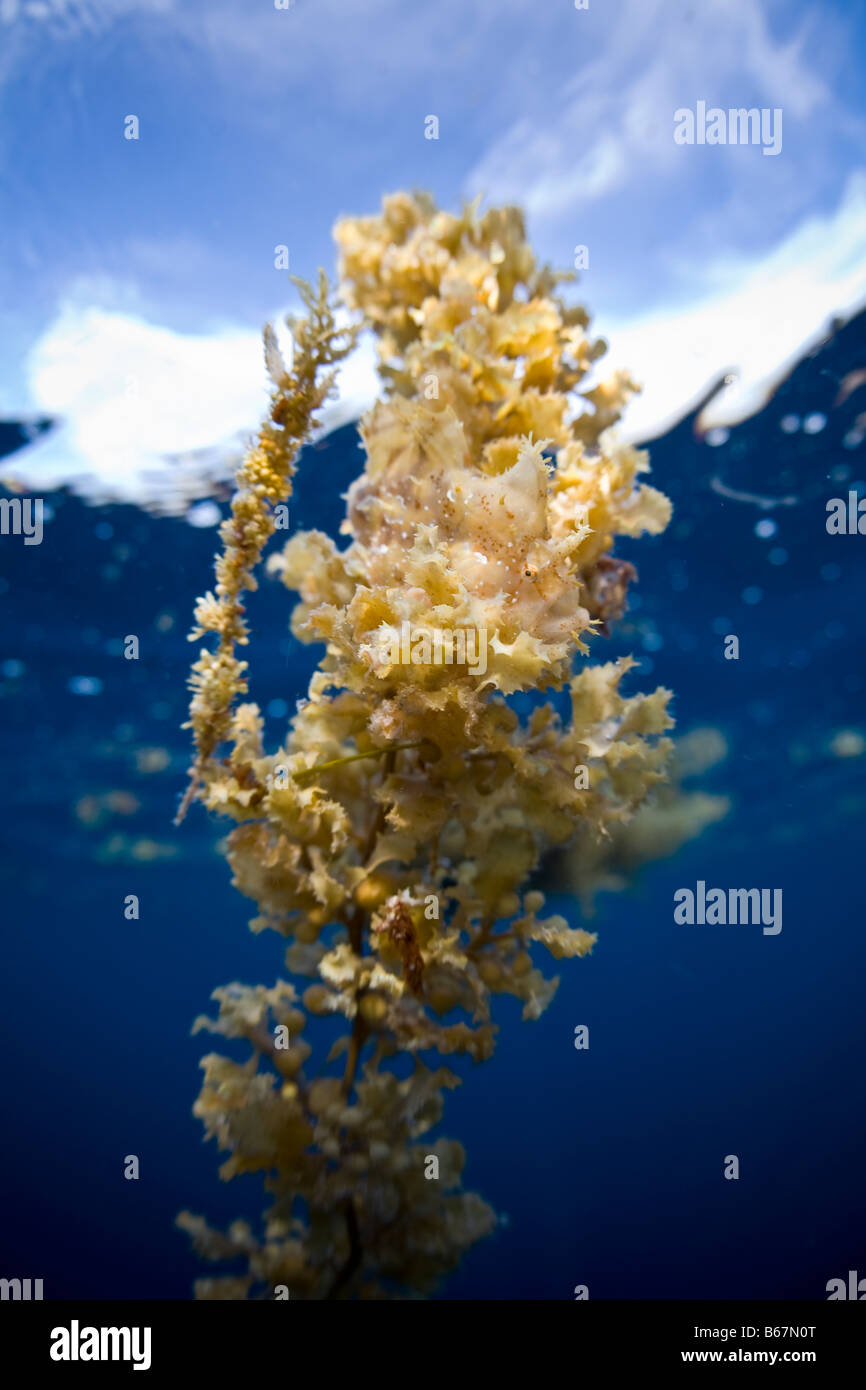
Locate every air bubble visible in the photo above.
<box><xmin>68</xmin><ymin>676</ymin><xmax>103</xmax><ymax>696</ymax></box>
<box><xmin>803</xmin><ymin>412</ymin><xmax>826</xmax><ymax>434</ymax></box>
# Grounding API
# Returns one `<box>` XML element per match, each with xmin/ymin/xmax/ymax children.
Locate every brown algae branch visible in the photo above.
<box><xmin>175</xmin><ymin>274</ymin><xmax>356</xmax><ymax>824</ymax></box>
<box><xmin>177</xmin><ymin>192</ymin><xmax>678</xmax><ymax>1300</ymax></box>
<box><xmin>292</xmin><ymin>741</ymin><xmax>423</xmax><ymax>787</ymax></box>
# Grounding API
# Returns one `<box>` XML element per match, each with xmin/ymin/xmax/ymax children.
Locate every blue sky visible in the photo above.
<box><xmin>2</xmin><ymin>0</ymin><xmax>865</xmax><ymax>506</ymax></box>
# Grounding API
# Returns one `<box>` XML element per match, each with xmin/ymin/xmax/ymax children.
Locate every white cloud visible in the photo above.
<box><xmin>467</xmin><ymin>0</ymin><xmax>835</xmax><ymax>223</ymax></box>
<box><xmin>2</xmin><ymin>0</ymin><xmax>863</xmax><ymax>507</ymax></box>
<box><xmin>0</xmin><ymin>0</ymin><xmax>171</xmax><ymax>27</ymax></box>
<box><xmin>2</xmin><ymin>303</ymin><xmax>267</xmax><ymax>511</ymax></box>
<box><xmin>460</xmin><ymin>0</ymin><xmax>866</xmax><ymax>439</ymax></box>
<box><xmin>7</xmin><ymin>165</ymin><xmax>863</xmax><ymax>514</ymax></box>
<box><xmin>601</xmin><ymin>171</ymin><xmax>866</xmax><ymax>442</ymax></box>
<box><xmin>0</xmin><ymin>294</ymin><xmax>380</xmax><ymax>512</ymax></box>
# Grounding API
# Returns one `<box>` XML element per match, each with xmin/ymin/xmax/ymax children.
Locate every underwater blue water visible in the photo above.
<box><xmin>1</xmin><ymin>311</ymin><xmax>864</xmax><ymax>1299</ymax></box>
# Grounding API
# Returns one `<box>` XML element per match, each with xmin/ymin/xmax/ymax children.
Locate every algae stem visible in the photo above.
<box><xmin>292</xmin><ymin>741</ymin><xmax>423</xmax><ymax>785</ymax></box>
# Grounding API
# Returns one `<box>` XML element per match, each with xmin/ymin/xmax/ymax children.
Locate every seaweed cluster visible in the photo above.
<box><xmin>177</xmin><ymin>192</ymin><xmax>674</xmax><ymax>1298</ymax></box>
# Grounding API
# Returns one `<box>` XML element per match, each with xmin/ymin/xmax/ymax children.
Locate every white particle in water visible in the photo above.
<box><xmin>68</xmin><ymin>676</ymin><xmax>103</xmax><ymax>696</ymax></box>
<box><xmin>803</xmin><ymin>412</ymin><xmax>826</xmax><ymax>434</ymax></box>
<box><xmin>186</xmin><ymin>501</ymin><xmax>222</xmax><ymax>528</ymax></box>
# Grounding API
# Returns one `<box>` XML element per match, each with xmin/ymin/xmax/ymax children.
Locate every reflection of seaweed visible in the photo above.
<box><xmin>176</xmin><ymin>193</ymin><xmax>675</xmax><ymax>1299</ymax></box>
<box><xmin>709</xmin><ymin>477</ymin><xmax>798</xmax><ymax>509</ymax></box>
<box><xmin>549</xmin><ymin>727</ymin><xmax>730</xmax><ymax>912</ymax></box>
